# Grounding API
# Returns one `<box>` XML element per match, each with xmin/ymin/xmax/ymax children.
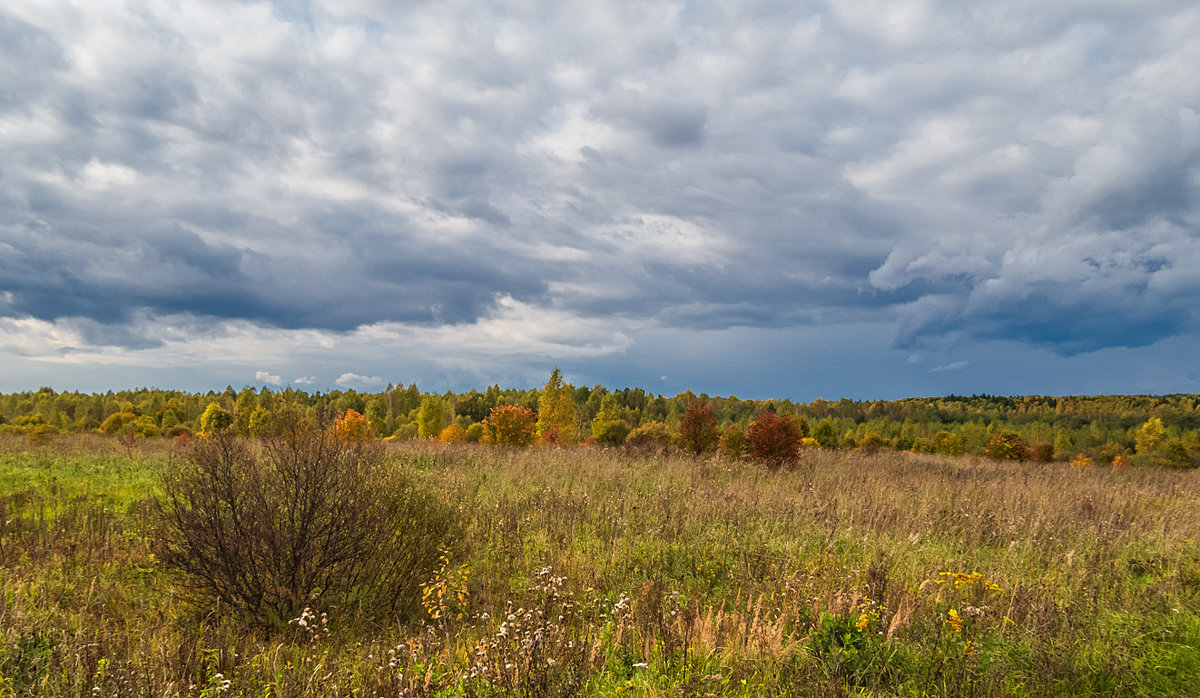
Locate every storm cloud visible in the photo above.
<box><xmin>1</xmin><ymin>0</ymin><xmax>1198</xmax><ymax>395</ymax></box>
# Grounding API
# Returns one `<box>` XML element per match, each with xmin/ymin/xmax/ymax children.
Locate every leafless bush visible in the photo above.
<box><xmin>155</xmin><ymin>422</ymin><xmax>457</xmax><ymax>628</ymax></box>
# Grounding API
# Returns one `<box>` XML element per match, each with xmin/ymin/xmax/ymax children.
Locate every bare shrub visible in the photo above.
<box><xmin>155</xmin><ymin>422</ymin><xmax>458</xmax><ymax>627</ymax></box>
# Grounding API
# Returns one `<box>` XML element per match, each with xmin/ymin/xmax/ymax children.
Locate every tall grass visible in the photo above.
<box><xmin>1</xmin><ymin>435</ymin><xmax>1197</xmax><ymax>696</ymax></box>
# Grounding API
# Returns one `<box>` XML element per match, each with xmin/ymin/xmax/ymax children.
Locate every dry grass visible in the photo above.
<box><xmin>1</xmin><ymin>437</ymin><xmax>1198</xmax><ymax>696</ymax></box>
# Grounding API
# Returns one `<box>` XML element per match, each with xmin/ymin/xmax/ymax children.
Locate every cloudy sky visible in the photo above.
<box><xmin>2</xmin><ymin>0</ymin><xmax>1198</xmax><ymax>399</ymax></box>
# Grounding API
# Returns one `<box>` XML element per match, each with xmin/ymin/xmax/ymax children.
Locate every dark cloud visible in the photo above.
<box><xmin>0</xmin><ymin>0</ymin><xmax>1198</xmax><ymax>385</ymax></box>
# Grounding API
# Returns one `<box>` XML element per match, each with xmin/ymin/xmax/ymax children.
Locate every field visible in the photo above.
<box><xmin>1</xmin><ymin>435</ymin><xmax>1198</xmax><ymax>696</ymax></box>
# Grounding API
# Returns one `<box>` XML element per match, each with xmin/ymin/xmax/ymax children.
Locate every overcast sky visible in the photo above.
<box><xmin>2</xmin><ymin>0</ymin><xmax>1198</xmax><ymax>399</ymax></box>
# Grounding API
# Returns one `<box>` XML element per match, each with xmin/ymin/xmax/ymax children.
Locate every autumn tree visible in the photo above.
<box><xmin>536</xmin><ymin>368</ymin><xmax>577</xmax><ymax>444</ymax></box>
<box><xmin>199</xmin><ymin>403</ymin><xmax>234</xmax><ymax>435</ymax></box>
<box><xmin>333</xmin><ymin>408</ymin><xmax>375</xmax><ymax>442</ymax></box>
<box><xmin>482</xmin><ymin>405</ymin><xmax>537</xmax><ymax>447</ymax></box>
<box><xmin>1135</xmin><ymin>417</ymin><xmax>1165</xmax><ymax>455</ymax></box>
<box><xmin>439</xmin><ymin>423</ymin><xmax>467</xmax><ymax>444</ymax></box>
<box><xmin>745</xmin><ymin>412</ymin><xmax>801</xmax><ymax>469</ymax></box>
<box><xmin>679</xmin><ymin>401</ymin><xmax>720</xmax><ymax>455</ymax></box>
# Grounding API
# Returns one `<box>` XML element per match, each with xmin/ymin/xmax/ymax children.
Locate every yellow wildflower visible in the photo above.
<box><xmin>946</xmin><ymin>609</ymin><xmax>963</xmax><ymax>633</ymax></box>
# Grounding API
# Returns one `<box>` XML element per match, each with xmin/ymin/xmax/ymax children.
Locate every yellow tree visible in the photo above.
<box><xmin>1135</xmin><ymin>417</ymin><xmax>1165</xmax><ymax>455</ymax></box>
<box><xmin>536</xmin><ymin>368</ymin><xmax>577</xmax><ymax>444</ymax></box>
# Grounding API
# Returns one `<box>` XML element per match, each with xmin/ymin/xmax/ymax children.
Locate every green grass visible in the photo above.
<box><xmin>1</xmin><ymin>435</ymin><xmax>1198</xmax><ymax>696</ymax></box>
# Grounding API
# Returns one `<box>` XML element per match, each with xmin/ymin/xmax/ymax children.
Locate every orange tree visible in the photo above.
<box><xmin>745</xmin><ymin>412</ymin><xmax>801</xmax><ymax>470</ymax></box>
<box><xmin>333</xmin><ymin>408</ymin><xmax>375</xmax><ymax>442</ymax></box>
<box><xmin>482</xmin><ymin>405</ymin><xmax>537</xmax><ymax>447</ymax></box>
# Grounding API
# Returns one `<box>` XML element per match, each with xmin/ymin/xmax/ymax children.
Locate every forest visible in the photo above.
<box><xmin>2</xmin><ymin>372</ymin><xmax>1199</xmax><ymax>468</ymax></box>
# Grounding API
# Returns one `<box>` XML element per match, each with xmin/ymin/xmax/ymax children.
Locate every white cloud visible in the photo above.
<box><xmin>255</xmin><ymin>371</ymin><xmax>282</xmax><ymax>385</ymax></box>
<box><xmin>293</xmin><ymin>376</ymin><xmax>316</xmax><ymax>385</ymax></box>
<box><xmin>335</xmin><ymin>372</ymin><xmax>383</xmax><ymax>389</ymax></box>
<box><xmin>930</xmin><ymin>361</ymin><xmax>970</xmax><ymax>373</ymax></box>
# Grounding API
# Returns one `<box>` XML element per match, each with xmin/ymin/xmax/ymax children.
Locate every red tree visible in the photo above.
<box><xmin>679</xmin><ymin>402</ymin><xmax>720</xmax><ymax>455</ymax></box>
<box><xmin>745</xmin><ymin>412</ymin><xmax>801</xmax><ymax>470</ymax></box>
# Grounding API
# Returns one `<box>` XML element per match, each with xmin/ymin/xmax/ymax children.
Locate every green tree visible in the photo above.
<box><xmin>536</xmin><ymin>368</ymin><xmax>577</xmax><ymax>444</ymax></box>
<box><xmin>417</xmin><ymin>397</ymin><xmax>447</xmax><ymax>439</ymax></box>
<box><xmin>591</xmin><ymin>394</ymin><xmax>631</xmax><ymax>446</ymax></box>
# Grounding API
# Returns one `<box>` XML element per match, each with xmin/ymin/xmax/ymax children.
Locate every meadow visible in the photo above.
<box><xmin>1</xmin><ymin>434</ymin><xmax>1198</xmax><ymax>696</ymax></box>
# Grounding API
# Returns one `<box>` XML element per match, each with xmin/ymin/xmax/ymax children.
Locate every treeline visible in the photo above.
<box><xmin>2</xmin><ymin>374</ymin><xmax>1199</xmax><ymax>467</ymax></box>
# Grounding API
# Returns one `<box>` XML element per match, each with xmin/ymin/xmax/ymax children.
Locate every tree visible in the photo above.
<box><xmin>591</xmin><ymin>394</ymin><xmax>631</xmax><ymax>446</ymax></box>
<box><xmin>679</xmin><ymin>402</ymin><xmax>720</xmax><ymax>455</ymax></box>
<box><xmin>199</xmin><ymin>403</ymin><xmax>234</xmax><ymax>435</ymax></box>
<box><xmin>1135</xmin><ymin>417</ymin><xmax>1165</xmax><ymax>455</ymax></box>
<box><xmin>483</xmin><ymin>405</ymin><xmax>538</xmax><ymax>447</ymax></box>
<box><xmin>333</xmin><ymin>408</ymin><xmax>375</xmax><ymax>442</ymax></box>
<box><xmin>417</xmin><ymin>396</ymin><xmax>447</xmax><ymax>439</ymax></box>
<box><xmin>536</xmin><ymin>368</ymin><xmax>577</xmax><ymax>444</ymax></box>
<box><xmin>745</xmin><ymin>412</ymin><xmax>801</xmax><ymax>469</ymax></box>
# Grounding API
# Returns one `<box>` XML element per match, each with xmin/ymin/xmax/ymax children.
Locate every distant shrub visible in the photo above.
<box><xmin>812</xmin><ymin>420</ymin><xmax>839</xmax><ymax>449</ymax></box>
<box><xmin>933</xmin><ymin>431</ymin><xmax>965</xmax><ymax>456</ymax></box>
<box><xmin>156</xmin><ymin>427</ymin><xmax>457</xmax><ymax>628</ymax></box>
<box><xmin>465</xmin><ymin>423</ymin><xmax>484</xmax><ymax>443</ymax></box>
<box><xmin>1162</xmin><ymin>438</ymin><xmax>1198</xmax><ymax>469</ymax></box>
<box><xmin>1030</xmin><ymin>442</ymin><xmax>1055</xmax><ymax>463</ymax></box>
<box><xmin>100</xmin><ymin>411</ymin><xmax>138</xmax><ymax>435</ymax></box>
<box><xmin>983</xmin><ymin>432</ymin><xmax>1029</xmax><ymax>461</ymax></box>
<box><xmin>679</xmin><ymin>403</ymin><xmax>720</xmax><ymax>455</ymax></box>
<box><xmin>745</xmin><ymin>412</ymin><xmax>801</xmax><ymax>470</ymax></box>
<box><xmin>625</xmin><ymin>421</ymin><xmax>673</xmax><ymax>454</ymax></box>
<box><xmin>392</xmin><ymin>423</ymin><xmax>420</xmax><ymax>441</ymax></box>
<box><xmin>719</xmin><ymin>424</ymin><xmax>746</xmax><ymax>460</ymax></box>
<box><xmin>1070</xmin><ymin>453</ymin><xmax>1094</xmax><ymax>468</ymax></box>
<box><xmin>25</xmin><ymin>423</ymin><xmax>56</xmax><ymax>445</ymax></box>
<box><xmin>859</xmin><ymin>432</ymin><xmax>884</xmax><ymax>455</ymax></box>
<box><xmin>911</xmin><ymin>437</ymin><xmax>936</xmax><ymax>454</ymax></box>
<box><xmin>132</xmin><ymin>417</ymin><xmax>161</xmax><ymax>439</ymax></box>
<box><xmin>439</xmin><ymin>423</ymin><xmax>467</xmax><ymax>444</ymax></box>
<box><xmin>593</xmin><ymin>419</ymin><xmax>631</xmax><ymax>446</ymax></box>
<box><xmin>483</xmin><ymin>405</ymin><xmax>538</xmax><ymax>447</ymax></box>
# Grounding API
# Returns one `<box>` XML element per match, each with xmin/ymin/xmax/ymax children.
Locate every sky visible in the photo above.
<box><xmin>1</xmin><ymin>0</ymin><xmax>1199</xmax><ymax>400</ymax></box>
